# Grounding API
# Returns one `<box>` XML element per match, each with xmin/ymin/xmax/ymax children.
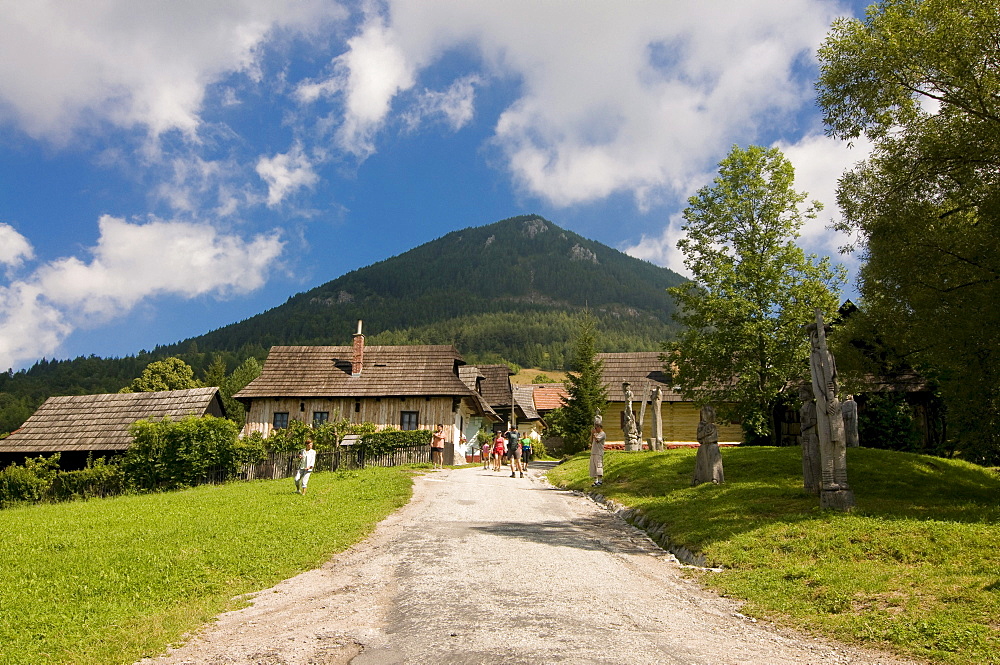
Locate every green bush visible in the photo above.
<box><xmin>48</xmin><ymin>457</ymin><xmax>125</xmax><ymax>501</ymax></box>
<box><xmin>233</xmin><ymin>431</ymin><xmax>267</xmax><ymax>465</ymax></box>
<box><xmin>122</xmin><ymin>416</ymin><xmax>240</xmax><ymax>490</ymax></box>
<box><xmin>859</xmin><ymin>393</ymin><xmax>921</xmax><ymax>452</ymax></box>
<box><xmin>0</xmin><ymin>457</ymin><xmax>52</xmax><ymax>508</ymax></box>
<box><xmin>263</xmin><ymin>419</ymin><xmax>314</xmax><ymax>452</ymax></box>
<box><xmin>358</xmin><ymin>429</ymin><xmax>433</xmax><ymax>455</ymax></box>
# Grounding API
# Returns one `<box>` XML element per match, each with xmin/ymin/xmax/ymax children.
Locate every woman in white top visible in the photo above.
<box><xmin>295</xmin><ymin>439</ymin><xmax>316</xmax><ymax>495</ymax></box>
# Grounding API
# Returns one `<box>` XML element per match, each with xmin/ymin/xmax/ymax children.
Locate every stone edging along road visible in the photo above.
<box><xmin>581</xmin><ymin>488</ymin><xmax>709</xmax><ymax>568</ymax></box>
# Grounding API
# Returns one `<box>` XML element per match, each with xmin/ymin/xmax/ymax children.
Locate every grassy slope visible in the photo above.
<box><xmin>510</xmin><ymin>368</ymin><xmax>568</xmax><ymax>385</ymax></box>
<box><xmin>547</xmin><ymin>448</ymin><xmax>1000</xmax><ymax>665</ymax></box>
<box><xmin>0</xmin><ymin>468</ymin><xmax>413</xmax><ymax>665</ymax></box>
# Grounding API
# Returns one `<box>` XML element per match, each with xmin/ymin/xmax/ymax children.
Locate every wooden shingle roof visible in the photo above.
<box><xmin>596</xmin><ymin>352</ymin><xmax>686</xmax><ymax>402</ymax></box>
<box><xmin>512</xmin><ymin>385</ymin><xmax>541</xmax><ymax>420</ymax></box>
<box><xmin>234</xmin><ymin>345</ymin><xmax>475</xmax><ymax>399</ymax></box>
<box><xmin>0</xmin><ymin>387</ymin><xmax>224</xmax><ymax>454</ymax></box>
<box><xmin>458</xmin><ymin>365</ymin><xmax>485</xmax><ymax>391</ymax></box>
<box><xmin>477</xmin><ymin>364</ymin><xmax>513</xmax><ymax>408</ymax></box>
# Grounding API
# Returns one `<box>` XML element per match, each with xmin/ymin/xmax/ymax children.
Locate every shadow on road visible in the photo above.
<box><xmin>469</xmin><ymin>518</ymin><xmax>655</xmax><ymax>555</ymax></box>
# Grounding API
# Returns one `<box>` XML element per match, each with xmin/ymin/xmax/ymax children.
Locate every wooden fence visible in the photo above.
<box><xmin>226</xmin><ymin>443</ymin><xmax>431</xmax><ymax>482</ymax></box>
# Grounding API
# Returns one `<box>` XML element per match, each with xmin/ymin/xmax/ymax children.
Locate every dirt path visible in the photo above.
<box><xmin>139</xmin><ymin>464</ymin><xmax>917</xmax><ymax>665</ymax></box>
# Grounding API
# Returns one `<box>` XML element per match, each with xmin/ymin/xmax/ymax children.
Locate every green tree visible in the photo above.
<box><xmin>556</xmin><ymin>313</ymin><xmax>608</xmax><ymax>454</ymax></box>
<box><xmin>219</xmin><ymin>357</ymin><xmax>261</xmax><ymax>425</ymax></box>
<box><xmin>120</xmin><ymin>358</ymin><xmax>201</xmax><ymax>393</ymax></box>
<box><xmin>816</xmin><ymin>0</ymin><xmax>1000</xmax><ymax>463</ymax></box>
<box><xmin>203</xmin><ymin>356</ymin><xmax>227</xmax><ymax>388</ymax></box>
<box><xmin>666</xmin><ymin>145</ymin><xmax>844</xmax><ymax>443</ymax></box>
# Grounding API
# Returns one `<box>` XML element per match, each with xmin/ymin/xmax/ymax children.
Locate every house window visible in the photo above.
<box><xmin>313</xmin><ymin>411</ymin><xmax>329</xmax><ymax>426</ymax></box>
<box><xmin>273</xmin><ymin>412</ymin><xmax>289</xmax><ymax>430</ymax></box>
<box><xmin>400</xmin><ymin>411</ymin><xmax>419</xmax><ymax>431</ymax></box>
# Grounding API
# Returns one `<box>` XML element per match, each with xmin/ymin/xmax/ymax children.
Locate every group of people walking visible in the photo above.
<box><xmin>293</xmin><ymin>424</ymin><xmax>542</xmax><ymax>495</ymax></box>
<box><xmin>482</xmin><ymin>427</ymin><xmax>534</xmax><ymax>478</ymax></box>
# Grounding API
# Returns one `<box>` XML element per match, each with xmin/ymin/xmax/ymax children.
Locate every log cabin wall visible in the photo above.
<box><xmin>601</xmin><ymin>402</ymin><xmax>742</xmax><ymax>444</ymax></box>
<box><xmin>244</xmin><ymin>396</ymin><xmax>459</xmax><ymax>437</ymax></box>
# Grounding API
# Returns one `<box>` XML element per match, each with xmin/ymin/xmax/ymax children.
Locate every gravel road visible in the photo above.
<box><xmin>139</xmin><ymin>463</ymin><xmax>918</xmax><ymax>665</ymax></box>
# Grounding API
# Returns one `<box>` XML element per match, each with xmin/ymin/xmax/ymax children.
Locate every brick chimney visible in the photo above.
<box><xmin>351</xmin><ymin>320</ymin><xmax>364</xmax><ymax>376</ymax></box>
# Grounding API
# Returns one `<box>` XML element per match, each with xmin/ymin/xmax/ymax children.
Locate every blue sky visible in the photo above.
<box><xmin>0</xmin><ymin>0</ymin><xmax>873</xmax><ymax>372</ymax></box>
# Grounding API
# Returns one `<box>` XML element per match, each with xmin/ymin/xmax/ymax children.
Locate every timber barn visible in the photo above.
<box><xmin>234</xmin><ymin>328</ymin><xmax>498</xmax><ymax>463</ymax></box>
<box><xmin>597</xmin><ymin>352</ymin><xmax>742</xmax><ymax>445</ymax></box>
<box><xmin>0</xmin><ymin>387</ymin><xmax>226</xmax><ymax>469</ymax></box>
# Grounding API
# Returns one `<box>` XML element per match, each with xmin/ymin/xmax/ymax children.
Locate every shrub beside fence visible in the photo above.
<box><xmin>1</xmin><ymin>423</ymin><xmax>435</xmax><ymax>508</ymax></box>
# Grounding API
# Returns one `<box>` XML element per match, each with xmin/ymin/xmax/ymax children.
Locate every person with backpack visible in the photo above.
<box><xmin>506</xmin><ymin>427</ymin><xmax>523</xmax><ymax>478</ymax></box>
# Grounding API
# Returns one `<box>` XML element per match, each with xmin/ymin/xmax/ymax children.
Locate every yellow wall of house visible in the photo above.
<box><xmin>601</xmin><ymin>402</ymin><xmax>742</xmax><ymax>444</ymax></box>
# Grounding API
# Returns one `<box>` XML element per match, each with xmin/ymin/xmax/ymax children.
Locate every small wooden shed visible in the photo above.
<box><xmin>0</xmin><ymin>387</ymin><xmax>226</xmax><ymax>469</ymax></box>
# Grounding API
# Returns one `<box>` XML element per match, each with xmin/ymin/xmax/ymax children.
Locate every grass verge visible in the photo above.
<box><xmin>0</xmin><ymin>467</ymin><xmax>413</xmax><ymax>665</ymax></box>
<box><xmin>547</xmin><ymin>447</ymin><xmax>1000</xmax><ymax>665</ymax></box>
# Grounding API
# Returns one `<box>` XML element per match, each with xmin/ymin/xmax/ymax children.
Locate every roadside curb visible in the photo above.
<box><xmin>584</xmin><ymin>491</ymin><xmax>712</xmax><ymax>568</ymax></box>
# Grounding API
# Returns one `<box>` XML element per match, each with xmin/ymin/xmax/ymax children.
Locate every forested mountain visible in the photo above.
<box><xmin>0</xmin><ymin>215</ymin><xmax>685</xmax><ymax>433</ymax></box>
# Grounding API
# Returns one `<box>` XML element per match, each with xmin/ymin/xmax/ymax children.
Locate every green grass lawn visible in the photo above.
<box><xmin>547</xmin><ymin>447</ymin><xmax>1000</xmax><ymax>665</ymax></box>
<box><xmin>0</xmin><ymin>467</ymin><xmax>413</xmax><ymax>665</ymax></box>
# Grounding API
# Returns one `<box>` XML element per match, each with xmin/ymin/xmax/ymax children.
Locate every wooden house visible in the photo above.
<box><xmin>234</xmin><ymin>328</ymin><xmax>498</xmax><ymax>464</ymax></box>
<box><xmin>476</xmin><ymin>364</ymin><xmax>515</xmax><ymax>429</ymax></box>
<box><xmin>512</xmin><ymin>384</ymin><xmax>544</xmax><ymax>435</ymax></box>
<box><xmin>0</xmin><ymin>387</ymin><xmax>225</xmax><ymax>469</ymax></box>
<box><xmin>474</xmin><ymin>364</ymin><xmax>540</xmax><ymax>432</ymax></box>
<box><xmin>597</xmin><ymin>352</ymin><xmax>742</xmax><ymax>445</ymax></box>
<box><xmin>531</xmin><ymin>384</ymin><xmax>570</xmax><ymax>416</ymax></box>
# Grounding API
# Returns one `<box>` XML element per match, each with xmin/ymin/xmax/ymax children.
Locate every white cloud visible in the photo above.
<box><xmin>319</xmin><ymin>0</ymin><xmax>843</xmax><ymax>206</ymax></box>
<box><xmin>0</xmin><ymin>215</ymin><xmax>284</xmax><ymax>370</ymax></box>
<box><xmin>0</xmin><ymin>224</ymin><xmax>33</xmax><ymax>268</ymax></box>
<box><xmin>622</xmin><ymin>212</ymin><xmax>691</xmax><ymax>277</ymax></box>
<box><xmin>775</xmin><ymin>132</ymin><xmax>873</xmax><ymax>253</ymax></box>
<box><xmin>298</xmin><ymin>14</ymin><xmax>417</xmax><ymax>157</ymax></box>
<box><xmin>255</xmin><ymin>143</ymin><xmax>320</xmax><ymax>207</ymax></box>
<box><xmin>0</xmin><ymin>282</ymin><xmax>72</xmax><ymax>370</ymax></box>
<box><xmin>0</xmin><ymin>0</ymin><xmax>346</xmax><ymax>141</ymax></box>
<box><xmin>402</xmin><ymin>75</ymin><xmax>480</xmax><ymax>132</ymax></box>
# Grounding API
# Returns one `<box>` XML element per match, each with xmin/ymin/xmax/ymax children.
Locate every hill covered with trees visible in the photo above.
<box><xmin>166</xmin><ymin>214</ymin><xmax>684</xmax><ymax>365</ymax></box>
<box><xmin>0</xmin><ymin>215</ymin><xmax>685</xmax><ymax>434</ymax></box>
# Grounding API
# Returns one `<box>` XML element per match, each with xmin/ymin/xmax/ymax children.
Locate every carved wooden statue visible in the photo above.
<box><xmin>692</xmin><ymin>405</ymin><xmax>724</xmax><ymax>485</ymax></box>
<box><xmin>842</xmin><ymin>395</ymin><xmax>859</xmax><ymax>448</ymax></box>
<box><xmin>799</xmin><ymin>384</ymin><xmax>821</xmax><ymax>495</ymax></box>
<box><xmin>650</xmin><ymin>386</ymin><xmax>664</xmax><ymax>451</ymax></box>
<box><xmin>622</xmin><ymin>382</ymin><xmax>642</xmax><ymax>451</ymax></box>
<box><xmin>807</xmin><ymin>309</ymin><xmax>855</xmax><ymax>511</ymax></box>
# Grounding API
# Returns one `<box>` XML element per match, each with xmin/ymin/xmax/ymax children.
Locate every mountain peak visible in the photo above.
<box><xmin>167</xmin><ymin>215</ymin><xmax>685</xmax><ymax>367</ymax></box>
